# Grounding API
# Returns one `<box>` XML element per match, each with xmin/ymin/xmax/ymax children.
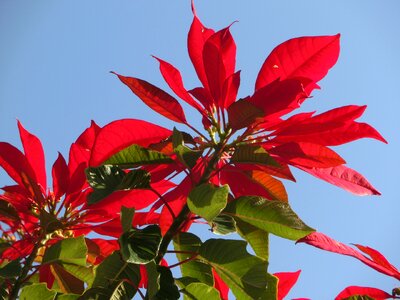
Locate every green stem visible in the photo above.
<box><xmin>9</xmin><ymin>241</ymin><xmax>41</xmax><ymax>300</ymax></box>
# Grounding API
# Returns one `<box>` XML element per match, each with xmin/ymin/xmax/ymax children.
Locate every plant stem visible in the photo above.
<box><xmin>9</xmin><ymin>241</ymin><xmax>41</xmax><ymax>300</ymax></box>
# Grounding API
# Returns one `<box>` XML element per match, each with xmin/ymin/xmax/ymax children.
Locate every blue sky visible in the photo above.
<box><xmin>1</xmin><ymin>1</ymin><xmax>399</xmax><ymax>298</ymax></box>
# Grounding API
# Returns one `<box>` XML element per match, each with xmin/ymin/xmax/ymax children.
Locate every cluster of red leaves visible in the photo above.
<box><xmin>0</xmin><ymin>2</ymin><xmax>397</xmax><ymax>299</ymax></box>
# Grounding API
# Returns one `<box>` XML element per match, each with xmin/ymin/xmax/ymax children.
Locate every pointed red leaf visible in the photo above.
<box><xmin>52</xmin><ymin>152</ymin><xmax>70</xmax><ymax>200</ymax></box>
<box><xmin>250</xmin><ymin>78</ymin><xmax>307</xmax><ymax>121</ymax></box>
<box><xmin>203</xmin><ymin>25</ymin><xmax>236</xmax><ymax>107</ymax></box>
<box><xmin>17</xmin><ymin>121</ymin><xmax>47</xmax><ymax>191</ymax></box>
<box><xmin>213</xmin><ymin>268</ymin><xmax>229</xmax><ymax>300</ymax></box>
<box><xmin>221</xmin><ymin>71</ymin><xmax>240</xmax><ymax>109</ymax></box>
<box><xmin>153</xmin><ymin>56</ymin><xmax>204</xmax><ymax>112</ymax></box>
<box><xmin>113</xmin><ymin>72</ymin><xmax>187</xmax><ymax>123</ymax></box>
<box><xmin>188</xmin><ymin>4</ymin><xmax>215</xmax><ymax>90</ymax></box>
<box><xmin>274</xmin><ymin>270</ymin><xmax>301</xmax><ymax>300</ymax></box>
<box><xmin>354</xmin><ymin>244</ymin><xmax>399</xmax><ymax>275</ymax></box>
<box><xmin>335</xmin><ymin>286</ymin><xmax>395</xmax><ymax>300</ymax></box>
<box><xmin>255</xmin><ymin>34</ymin><xmax>340</xmax><ymax>91</ymax></box>
<box><xmin>0</xmin><ymin>142</ymin><xmax>36</xmax><ymax>188</ymax></box>
<box><xmin>90</xmin><ymin>119</ymin><xmax>171</xmax><ymax>166</ymax></box>
<box><xmin>189</xmin><ymin>87</ymin><xmax>214</xmax><ymax>112</ymax></box>
<box><xmin>269</xmin><ymin>142</ymin><xmax>346</xmax><ymax>168</ymax></box>
<box><xmin>297</xmin><ymin>232</ymin><xmax>400</xmax><ymax>280</ymax></box>
<box><xmin>298</xmin><ymin>165</ymin><xmax>380</xmax><ymax>195</ymax></box>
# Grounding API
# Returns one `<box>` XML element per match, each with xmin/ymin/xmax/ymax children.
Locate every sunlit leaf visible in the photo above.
<box><xmin>19</xmin><ymin>283</ymin><xmax>57</xmax><ymax>300</ymax></box>
<box><xmin>235</xmin><ymin>219</ymin><xmax>269</xmax><ymax>261</ymax></box>
<box><xmin>42</xmin><ymin>236</ymin><xmax>87</xmax><ymax>267</ymax></box>
<box><xmin>183</xmin><ymin>282</ymin><xmax>220</xmax><ymax>299</ymax></box>
<box><xmin>224</xmin><ymin>196</ymin><xmax>314</xmax><ymax>240</ymax></box>
<box><xmin>210</xmin><ymin>214</ymin><xmax>236</xmax><ymax>235</ymax></box>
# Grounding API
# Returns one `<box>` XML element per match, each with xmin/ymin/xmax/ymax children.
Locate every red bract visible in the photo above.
<box><xmin>274</xmin><ymin>270</ymin><xmax>302</xmax><ymax>300</ymax></box>
<box><xmin>335</xmin><ymin>286</ymin><xmax>399</xmax><ymax>300</ymax></box>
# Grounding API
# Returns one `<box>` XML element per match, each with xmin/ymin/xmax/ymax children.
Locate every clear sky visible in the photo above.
<box><xmin>1</xmin><ymin>1</ymin><xmax>399</xmax><ymax>299</ymax></box>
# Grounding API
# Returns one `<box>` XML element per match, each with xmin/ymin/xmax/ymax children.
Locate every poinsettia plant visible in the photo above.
<box><xmin>0</xmin><ymin>2</ymin><xmax>399</xmax><ymax>299</ymax></box>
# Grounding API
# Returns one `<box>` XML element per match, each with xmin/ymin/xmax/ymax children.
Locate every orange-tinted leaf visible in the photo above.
<box><xmin>274</xmin><ymin>270</ymin><xmax>301</xmax><ymax>300</ymax></box>
<box><xmin>298</xmin><ymin>165</ymin><xmax>380</xmax><ymax>196</ymax></box>
<box><xmin>297</xmin><ymin>232</ymin><xmax>400</xmax><ymax>280</ymax></box>
<box><xmin>90</xmin><ymin>119</ymin><xmax>171</xmax><ymax>166</ymax></box>
<box><xmin>247</xmin><ymin>170</ymin><xmax>288</xmax><ymax>202</ymax></box>
<box><xmin>113</xmin><ymin>72</ymin><xmax>187</xmax><ymax>123</ymax></box>
<box><xmin>335</xmin><ymin>286</ymin><xmax>395</xmax><ymax>300</ymax></box>
<box><xmin>153</xmin><ymin>56</ymin><xmax>204</xmax><ymax>112</ymax></box>
<box><xmin>51</xmin><ymin>152</ymin><xmax>69</xmax><ymax>200</ymax></box>
<box><xmin>255</xmin><ymin>34</ymin><xmax>340</xmax><ymax>91</ymax></box>
<box><xmin>17</xmin><ymin>121</ymin><xmax>47</xmax><ymax>191</ymax></box>
<box><xmin>269</xmin><ymin>142</ymin><xmax>346</xmax><ymax>168</ymax></box>
<box><xmin>51</xmin><ymin>263</ymin><xmax>84</xmax><ymax>294</ymax></box>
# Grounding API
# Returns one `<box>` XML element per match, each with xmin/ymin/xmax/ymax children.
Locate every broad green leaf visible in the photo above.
<box><xmin>62</xmin><ymin>264</ymin><xmax>94</xmax><ymax>287</ymax></box>
<box><xmin>105</xmin><ymin>144</ymin><xmax>173</xmax><ymax>167</ymax></box>
<box><xmin>231</xmin><ymin>145</ymin><xmax>279</xmax><ymax>167</ymax></box>
<box><xmin>0</xmin><ymin>259</ymin><xmax>21</xmax><ymax>278</ymax></box>
<box><xmin>227</xmin><ymin>99</ymin><xmax>264</xmax><ymax>130</ymax></box>
<box><xmin>153</xmin><ymin>266</ymin><xmax>180</xmax><ymax>300</ymax></box>
<box><xmin>109</xmin><ymin>281</ymin><xmax>130</xmax><ymax>300</ymax></box>
<box><xmin>183</xmin><ymin>282</ymin><xmax>220</xmax><ymax>300</ymax></box>
<box><xmin>120</xmin><ymin>206</ymin><xmax>135</xmax><ymax>233</ymax></box>
<box><xmin>236</xmin><ymin>219</ymin><xmax>269</xmax><ymax>261</ymax></box>
<box><xmin>187</xmin><ymin>184</ymin><xmax>229</xmax><ymax>222</ymax></box>
<box><xmin>51</xmin><ymin>263</ymin><xmax>84</xmax><ymax>294</ymax></box>
<box><xmin>90</xmin><ymin>251</ymin><xmax>140</xmax><ymax>299</ymax></box>
<box><xmin>19</xmin><ymin>283</ymin><xmax>57</xmax><ymax>300</ymax></box>
<box><xmin>119</xmin><ymin>225</ymin><xmax>161</xmax><ymax>264</ymax></box>
<box><xmin>86</xmin><ymin>166</ymin><xmax>151</xmax><ymax>204</ymax></box>
<box><xmin>173</xmin><ymin>233</ymin><xmax>213</xmax><ymax>286</ymax></box>
<box><xmin>210</xmin><ymin>214</ymin><xmax>236</xmax><ymax>235</ymax></box>
<box><xmin>264</xmin><ymin>273</ymin><xmax>279</xmax><ymax>300</ymax></box>
<box><xmin>42</xmin><ymin>236</ymin><xmax>87</xmax><ymax>267</ymax></box>
<box><xmin>0</xmin><ymin>200</ymin><xmax>19</xmax><ymax>221</ymax></box>
<box><xmin>198</xmin><ymin>239</ymin><xmax>269</xmax><ymax>299</ymax></box>
<box><xmin>224</xmin><ymin>196</ymin><xmax>315</xmax><ymax>240</ymax></box>
<box><xmin>172</xmin><ymin>128</ymin><xmax>202</xmax><ymax>169</ymax></box>
<box><xmin>145</xmin><ymin>261</ymin><xmax>159</xmax><ymax>299</ymax></box>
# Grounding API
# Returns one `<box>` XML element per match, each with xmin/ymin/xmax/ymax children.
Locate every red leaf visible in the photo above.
<box><xmin>153</xmin><ymin>56</ymin><xmax>204</xmax><ymax>113</ymax></box>
<box><xmin>221</xmin><ymin>71</ymin><xmax>240</xmax><ymax>109</ymax></box>
<box><xmin>188</xmin><ymin>3</ymin><xmax>215</xmax><ymax>90</ymax></box>
<box><xmin>189</xmin><ymin>87</ymin><xmax>214</xmax><ymax>112</ymax></box>
<box><xmin>203</xmin><ymin>25</ymin><xmax>236</xmax><ymax>107</ymax></box>
<box><xmin>297</xmin><ymin>232</ymin><xmax>400</xmax><ymax>280</ymax></box>
<box><xmin>255</xmin><ymin>34</ymin><xmax>340</xmax><ymax>92</ymax></box>
<box><xmin>250</xmin><ymin>78</ymin><xmax>307</xmax><ymax>121</ymax></box>
<box><xmin>213</xmin><ymin>268</ymin><xmax>229</xmax><ymax>300</ymax></box>
<box><xmin>274</xmin><ymin>270</ymin><xmax>301</xmax><ymax>300</ymax></box>
<box><xmin>112</xmin><ymin>72</ymin><xmax>187</xmax><ymax>123</ymax></box>
<box><xmin>52</xmin><ymin>152</ymin><xmax>69</xmax><ymax>200</ymax></box>
<box><xmin>269</xmin><ymin>142</ymin><xmax>346</xmax><ymax>168</ymax></box>
<box><xmin>354</xmin><ymin>244</ymin><xmax>399</xmax><ymax>276</ymax></box>
<box><xmin>298</xmin><ymin>165</ymin><xmax>380</xmax><ymax>196</ymax></box>
<box><xmin>69</xmin><ymin>121</ymin><xmax>100</xmax><ymax>175</ymax></box>
<box><xmin>89</xmin><ymin>119</ymin><xmax>171</xmax><ymax>166</ymax></box>
<box><xmin>335</xmin><ymin>286</ymin><xmax>395</xmax><ymax>300</ymax></box>
<box><xmin>0</xmin><ymin>142</ymin><xmax>36</xmax><ymax>189</ymax></box>
<box><xmin>17</xmin><ymin>121</ymin><xmax>47</xmax><ymax>191</ymax></box>
<box><xmin>272</xmin><ymin>105</ymin><xmax>387</xmax><ymax>146</ymax></box>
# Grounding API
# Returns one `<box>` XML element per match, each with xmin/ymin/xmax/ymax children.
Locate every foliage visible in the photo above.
<box><xmin>0</xmin><ymin>2</ymin><xmax>398</xmax><ymax>299</ymax></box>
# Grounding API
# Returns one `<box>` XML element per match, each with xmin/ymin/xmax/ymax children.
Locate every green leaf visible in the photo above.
<box><xmin>210</xmin><ymin>214</ymin><xmax>236</xmax><ymax>235</ymax></box>
<box><xmin>198</xmin><ymin>239</ymin><xmax>269</xmax><ymax>300</ymax></box>
<box><xmin>172</xmin><ymin>128</ymin><xmax>202</xmax><ymax>169</ymax></box>
<box><xmin>173</xmin><ymin>233</ymin><xmax>213</xmax><ymax>286</ymax></box>
<box><xmin>109</xmin><ymin>281</ymin><xmax>130</xmax><ymax>300</ymax></box>
<box><xmin>224</xmin><ymin>196</ymin><xmax>315</xmax><ymax>240</ymax></box>
<box><xmin>43</xmin><ymin>236</ymin><xmax>87</xmax><ymax>267</ymax></box>
<box><xmin>145</xmin><ymin>261</ymin><xmax>159</xmax><ymax>299</ymax></box>
<box><xmin>57</xmin><ymin>294</ymin><xmax>80</xmax><ymax>300</ymax></box>
<box><xmin>0</xmin><ymin>259</ymin><xmax>21</xmax><ymax>278</ymax></box>
<box><xmin>235</xmin><ymin>219</ymin><xmax>269</xmax><ymax>261</ymax></box>
<box><xmin>105</xmin><ymin>144</ymin><xmax>173</xmax><ymax>167</ymax></box>
<box><xmin>153</xmin><ymin>266</ymin><xmax>180</xmax><ymax>300</ymax></box>
<box><xmin>89</xmin><ymin>251</ymin><xmax>140</xmax><ymax>299</ymax></box>
<box><xmin>183</xmin><ymin>282</ymin><xmax>220</xmax><ymax>300</ymax></box>
<box><xmin>121</xmin><ymin>206</ymin><xmax>135</xmax><ymax>233</ymax></box>
<box><xmin>227</xmin><ymin>98</ymin><xmax>264</xmax><ymax>130</ymax></box>
<box><xmin>86</xmin><ymin>166</ymin><xmax>151</xmax><ymax>204</ymax></box>
<box><xmin>62</xmin><ymin>264</ymin><xmax>94</xmax><ymax>288</ymax></box>
<box><xmin>187</xmin><ymin>184</ymin><xmax>229</xmax><ymax>222</ymax></box>
<box><xmin>19</xmin><ymin>283</ymin><xmax>57</xmax><ymax>300</ymax></box>
<box><xmin>0</xmin><ymin>200</ymin><xmax>19</xmax><ymax>221</ymax></box>
<box><xmin>119</xmin><ymin>225</ymin><xmax>161</xmax><ymax>264</ymax></box>
<box><xmin>231</xmin><ymin>145</ymin><xmax>279</xmax><ymax>167</ymax></box>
